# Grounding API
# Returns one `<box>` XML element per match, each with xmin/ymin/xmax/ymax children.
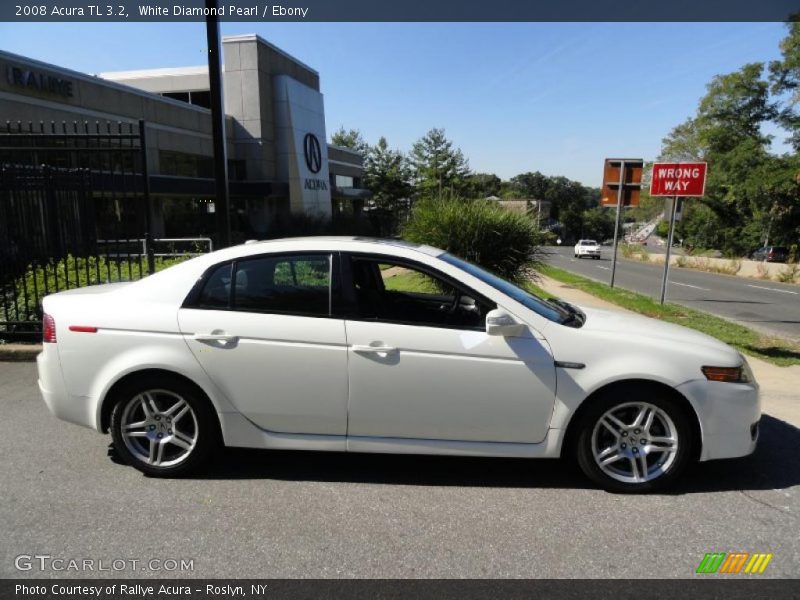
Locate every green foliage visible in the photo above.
<box><xmin>508</xmin><ymin>170</ymin><xmax>600</xmax><ymax>241</ymax></box>
<box><xmin>363</xmin><ymin>137</ymin><xmax>414</xmax><ymax>235</ymax></box>
<box><xmin>655</xmin><ymin>220</ymin><xmax>670</xmax><ymax>238</ymax></box>
<box><xmin>401</xmin><ymin>196</ymin><xmax>543</xmax><ymax>282</ymax></box>
<box><xmin>409</xmin><ymin>128</ymin><xmax>470</xmax><ymax>199</ymax></box>
<box><xmin>465</xmin><ymin>173</ymin><xmax>502</xmax><ymax>199</ymax></box>
<box><xmin>769</xmin><ymin>21</ymin><xmax>800</xmax><ymax>151</ymax></box>
<box><xmin>580</xmin><ymin>206</ymin><xmax>615</xmax><ymax>241</ymax></box>
<box><xmin>538</xmin><ymin>264</ymin><xmax>800</xmax><ymax>367</ymax></box>
<box><xmin>330</xmin><ymin>126</ymin><xmax>370</xmax><ymax>157</ymax></box>
<box><xmin>658</xmin><ymin>50</ymin><xmax>800</xmax><ymax>256</ymax></box>
<box><xmin>2</xmin><ymin>254</ymin><xmax>190</xmax><ymax>324</ymax></box>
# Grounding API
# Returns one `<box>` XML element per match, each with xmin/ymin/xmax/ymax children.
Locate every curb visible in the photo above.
<box><xmin>0</xmin><ymin>345</ymin><xmax>41</xmax><ymax>362</ymax></box>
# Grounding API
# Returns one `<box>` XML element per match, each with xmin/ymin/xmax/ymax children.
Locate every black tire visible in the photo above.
<box><xmin>574</xmin><ymin>384</ymin><xmax>696</xmax><ymax>493</ymax></box>
<box><xmin>110</xmin><ymin>374</ymin><xmax>219</xmax><ymax>477</ymax></box>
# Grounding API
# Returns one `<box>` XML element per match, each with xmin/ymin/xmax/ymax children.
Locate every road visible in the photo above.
<box><xmin>1</xmin><ymin>362</ymin><xmax>799</xmax><ymax>579</ymax></box>
<box><xmin>544</xmin><ymin>246</ymin><xmax>800</xmax><ymax>340</ymax></box>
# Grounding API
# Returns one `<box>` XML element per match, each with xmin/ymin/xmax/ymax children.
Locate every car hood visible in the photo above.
<box><xmin>575</xmin><ymin>305</ymin><xmax>740</xmax><ymax>363</ymax></box>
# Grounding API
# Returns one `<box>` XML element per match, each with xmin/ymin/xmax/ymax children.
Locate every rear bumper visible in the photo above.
<box><xmin>676</xmin><ymin>378</ymin><xmax>760</xmax><ymax>461</ymax></box>
<box><xmin>37</xmin><ymin>347</ymin><xmax>96</xmax><ymax>430</ymax></box>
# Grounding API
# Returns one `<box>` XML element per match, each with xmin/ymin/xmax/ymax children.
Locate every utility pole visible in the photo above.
<box><xmin>205</xmin><ymin>0</ymin><xmax>231</xmax><ymax>248</ymax></box>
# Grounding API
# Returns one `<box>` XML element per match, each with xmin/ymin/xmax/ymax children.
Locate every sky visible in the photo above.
<box><xmin>0</xmin><ymin>21</ymin><xmax>790</xmax><ymax>186</ymax></box>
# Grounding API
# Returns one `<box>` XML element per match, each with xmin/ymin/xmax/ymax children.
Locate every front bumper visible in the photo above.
<box><xmin>676</xmin><ymin>378</ymin><xmax>760</xmax><ymax>462</ymax></box>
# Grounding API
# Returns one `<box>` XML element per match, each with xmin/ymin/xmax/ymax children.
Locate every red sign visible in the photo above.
<box><xmin>650</xmin><ymin>162</ymin><xmax>707</xmax><ymax>197</ymax></box>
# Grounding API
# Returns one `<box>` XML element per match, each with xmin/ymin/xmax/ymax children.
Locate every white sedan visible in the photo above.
<box><xmin>37</xmin><ymin>237</ymin><xmax>759</xmax><ymax>492</ymax></box>
<box><xmin>575</xmin><ymin>239</ymin><xmax>601</xmax><ymax>259</ymax></box>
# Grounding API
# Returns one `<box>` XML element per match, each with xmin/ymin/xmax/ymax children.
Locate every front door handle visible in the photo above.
<box><xmin>193</xmin><ymin>333</ymin><xmax>238</xmax><ymax>343</ymax></box>
<box><xmin>352</xmin><ymin>344</ymin><xmax>398</xmax><ymax>354</ymax></box>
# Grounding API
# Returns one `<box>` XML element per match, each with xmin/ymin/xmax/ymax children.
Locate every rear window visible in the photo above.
<box><xmin>195</xmin><ymin>254</ymin><xmax>332</xmax><ymax>317</ymax></box>
<box><xmin>581</xmin><ymin>240</ymin><xmax>598</xmax><ymax>245</ymax></box>
<box><xmin>233</xmin><ymin>254</ymin><xmax>331</xmax><ymax>316</ymax></box>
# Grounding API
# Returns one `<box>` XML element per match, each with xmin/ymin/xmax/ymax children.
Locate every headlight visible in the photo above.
<box><xmin>701</xmin><ymin>364</ymin><xmax>751</xmax><ymax>384</ymax></box>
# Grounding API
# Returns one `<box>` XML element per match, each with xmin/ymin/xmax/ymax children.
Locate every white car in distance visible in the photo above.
<box><xmin>37</xmin><ymin>237</ymin><xmax>759</xmax><ymax>492</ymax></box>
<box><xmin>575</xmin><ymin>239</ymin><xmax>601</xmax><ymax>259</ymax></box>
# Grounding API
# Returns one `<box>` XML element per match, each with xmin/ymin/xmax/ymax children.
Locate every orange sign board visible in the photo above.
<box><xmin>601</xmin><ymin>158</ymin><xmax>644</xmax><ymax>207</ymax></box>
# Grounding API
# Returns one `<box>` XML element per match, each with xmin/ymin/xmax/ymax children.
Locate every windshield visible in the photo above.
<box><xmin>441</xmin><ymin>253</ymin><xmax>571</xmax><ymax>324</ymax></box>
<box><xmin>581</xmin><ymin>240</ymin><xmax>598</xmax><ymax>245</ymax></box>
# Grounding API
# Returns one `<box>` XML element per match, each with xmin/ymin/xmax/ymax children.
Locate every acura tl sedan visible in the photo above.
<box><xmin>37</xmin><ymin>237</ymin><xmax>760</xmax><ymax>492</ymax></box>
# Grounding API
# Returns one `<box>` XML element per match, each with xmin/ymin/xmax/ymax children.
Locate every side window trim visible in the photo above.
<box><xmin>341</xmin><ymin>252</ymin><xmax>495</xmax><ymax>331</ymax></box>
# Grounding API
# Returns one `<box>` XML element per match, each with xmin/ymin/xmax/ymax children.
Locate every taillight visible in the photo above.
<box><xmin>43</xmin><ymin>313</ymin><xmax>57</xmax><ymax>343</ymax></box>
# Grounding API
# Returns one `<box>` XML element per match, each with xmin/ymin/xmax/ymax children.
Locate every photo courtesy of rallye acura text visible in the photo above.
<box><xmin>37</xmin><ymin>237</ymin><xmax>760</xmax><ymax>493</ymax></box>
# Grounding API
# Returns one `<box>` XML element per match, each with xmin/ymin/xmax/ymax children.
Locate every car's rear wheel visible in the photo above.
<box><xmin>575</xmin><ymin>386</ymin><xmax>695</xmax><ymax>493</ymax></box>
<box><xmin>110</xmin><ymin>375</ymin><xmax>218</xmax><ymax>477</ymax></box>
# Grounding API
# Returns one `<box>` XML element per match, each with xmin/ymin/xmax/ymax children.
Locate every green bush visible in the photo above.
<box><xmin>401</xmin><ymin>197</ymin><xmax>543</xmax><ymax>282</ymax></box>
<box><xmin>2</xmin><ymin>254</ymin><xmax>190</xmax><ymax>324</ymax></box>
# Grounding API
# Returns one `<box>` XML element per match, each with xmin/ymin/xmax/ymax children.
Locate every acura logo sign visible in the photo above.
<box><xmin>303</xmin><ymin>133</ymin><xmax>322</xmax><ymax>174</ymax></box>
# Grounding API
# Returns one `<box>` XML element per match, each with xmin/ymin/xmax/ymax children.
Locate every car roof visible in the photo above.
<box><xmin>237</xmin><ymin>236</ymin><xmax>444</xmax><ymax>256</ymax></box>
<box><xmin>124</xmin><ymin>236</ymin><xmax>447</xmax><ymax>304</ymax></box>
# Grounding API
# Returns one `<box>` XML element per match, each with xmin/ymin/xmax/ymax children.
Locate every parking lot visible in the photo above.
<box><xmin>1</xmin><ymin>361</ymin><xmax>798</xmax><ymax>579</ymax></box>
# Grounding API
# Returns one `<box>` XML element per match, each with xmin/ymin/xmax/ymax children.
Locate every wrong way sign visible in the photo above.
<box><xmin>650</xmin><ymin>162</ymin><xmax>707</xmax><ymax>197</ymax></box>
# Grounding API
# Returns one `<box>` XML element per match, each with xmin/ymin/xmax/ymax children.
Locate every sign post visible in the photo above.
<box><xmin>650</xmin><ymin>162</ymin><xmax>707</xmax><ymax>304</ymax></box>
<box><xmin>601</xmin><ymin>159</ymin><xmax>643</xmax><ymax>288</ymax></box>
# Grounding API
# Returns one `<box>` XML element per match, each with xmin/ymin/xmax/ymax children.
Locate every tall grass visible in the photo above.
<box><xmin>401</xmin><ymin>197</ymin><xmax>543</xmax><ymax>282</ymax></box>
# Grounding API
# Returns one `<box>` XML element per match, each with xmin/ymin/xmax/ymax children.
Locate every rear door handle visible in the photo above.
<box><xmin>352</xmin><ymin>344</ymin><xmax>398</xmax><ymax>354</ymax></box>
<box><xmin>193</xmin><ymin>333</ymin><xmax>238</xmax><ymax>343</ymax></box>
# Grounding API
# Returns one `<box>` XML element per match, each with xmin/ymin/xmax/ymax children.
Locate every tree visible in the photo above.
<box><xmin>657</xmin><ymin>62</ymin><xmax>796</xmax><ymax>255</ymax></box>
<box><xmin>363</xmin><ymin>137</ymin><xmax>414</xmax><ymax>234</ymax></box>
<box><xmin>581</xmin><ymin>207</ymin><xmax>615</xmax><ymax>241</ymax></box>
<box><xmin>409</xmin><ymin>128</ymin><xmax>470</xmax><ymax>198</ymax></box>
<box><xmin>330</xmin><ymin>127</ymin><xmax>369</xmax><ymax>157</ymax></box>
<box><xmin>769</xmin><ymin>21</ymin><xmax>800</xmax><ymax>151</ymax></box>
<box><xmin>465</xmin><ymin>173</ymin><xmax>502</xmax><ymax>199</ymax></box>
<box><xmin>696</xmin><ymin>63</ymin><xmax>777</xmax><ymax>154</ymax></box>
<box><xmin>510</xmin><ymin>171</ymin><xmax>549</xmax><ymax>199</ymax></box>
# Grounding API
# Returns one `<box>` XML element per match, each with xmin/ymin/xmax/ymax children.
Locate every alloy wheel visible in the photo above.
<box><xmin>119</xmin><ymin>389</ymin><xmax>198</xmax><ymax>467</ymax></box>
<box><xmin>591</xmin><ymin>401</ymin><xmax>679</xmax><ymax>484</ymax></box>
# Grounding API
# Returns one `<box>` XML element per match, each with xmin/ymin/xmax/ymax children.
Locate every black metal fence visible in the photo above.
<box><xmin>0</xmin><ymin>120</ymin><xmax>156</xmax><ymax>341</ymax></box>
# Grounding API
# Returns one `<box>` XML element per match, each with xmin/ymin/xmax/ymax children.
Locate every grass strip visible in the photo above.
<box><xmin>533</xmin><ymin>264</ymin><xmax>800</xmax><ymax>367</ymax></box>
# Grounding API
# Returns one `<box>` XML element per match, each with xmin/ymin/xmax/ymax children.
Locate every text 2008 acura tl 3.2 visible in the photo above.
<box><xmin>37</xmin><ymin>237</ymin><xmax>759</xmax><ymax>492</ymax></box>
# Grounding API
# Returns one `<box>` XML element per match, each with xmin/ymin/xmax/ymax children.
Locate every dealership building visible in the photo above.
<box><xmin>0</xmin><ymin>34</ymin><xmax>369</xmax><ymax>239</ymax></box>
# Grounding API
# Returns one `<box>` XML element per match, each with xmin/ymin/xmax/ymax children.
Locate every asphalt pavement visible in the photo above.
<box><xmin>1</xmin><ymin>362</ymin><xmax>798</xmax><ymax>579</ymax></box>
<box><xmin>544</xmin><ymin>246</ymin><xmax>800</xmax><ymax>340</ymax></box>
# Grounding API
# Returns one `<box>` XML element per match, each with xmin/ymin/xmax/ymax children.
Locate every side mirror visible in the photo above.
<box><xmin>486</xmin><ymin>308</ymin><xmax>525</xmax><ymax>337</ymax></box>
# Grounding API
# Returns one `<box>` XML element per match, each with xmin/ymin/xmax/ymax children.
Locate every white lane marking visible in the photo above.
<box><xmin>596</xmin><ymin>266</ymin><xmax>610</xmax><ymax>270</ymax></box>
<box><xmin>671</xmin><ymin>282</ymin><xmax>710</xmax><ymax>291</ymax></box>
<box><xmin>747</xmin><ymin>284</ymin><xmax>798</xmax><ymax>295</ymax></box>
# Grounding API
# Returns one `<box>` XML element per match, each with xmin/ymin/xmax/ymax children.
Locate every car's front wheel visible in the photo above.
<box><xmin>110</xmin><ymin>375</ymin><xmax>218</xmax><ymax>477</ymax></box>
<box><xmin>575</xmin><ymin>386</ymin><xmax>695</xmax><ymax>493</ymax></box>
